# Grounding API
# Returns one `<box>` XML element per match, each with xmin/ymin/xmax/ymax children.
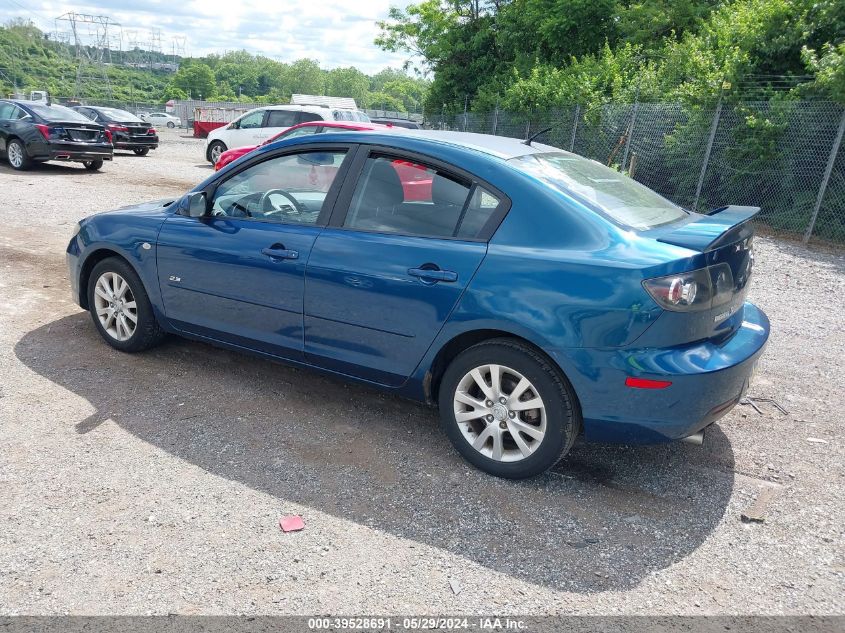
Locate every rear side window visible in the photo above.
<box><xmin>0</xmin><ymin>103</ymin><xmax>14</xmax><ymax>119</ymax></box>
<box><xmin>344</xmin><ymin>155</ymin><xmax>487</xmax><ymax>239</ymax></box>
<box><xmin>266</xmin><ymin>110</ymin><xmax>299</xmax><ymax>127</ymax></box>
<box><xmin>510</xmin><ymin>152</ymin><xmax>688</xmax><ymax>230</ymax></box>
<box><xmin>298</xmin><ymin>112</ymin><xmax>323</xmax><ymax>123</ymax></box>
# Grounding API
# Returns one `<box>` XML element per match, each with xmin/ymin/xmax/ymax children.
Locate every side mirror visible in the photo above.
<box><xmin>179</xmin><ymin>192</ymin><xmax>208</xmax><ymax>218</ymax></box>
<box><xmin>229</xmin><ymin>119</ymin><xmax>240</xmax><ymax>129</ymax></box>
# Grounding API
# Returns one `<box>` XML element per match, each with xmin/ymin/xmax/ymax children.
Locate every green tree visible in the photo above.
<box><xmin>326</xmin><ymin>66</ymin><xmax>370</xmax><ymax>104</ymax></box>
<box><xmin>170</xmin><ymin>62</ymin><xmax>215</xmax><ymax>99</ymax></box>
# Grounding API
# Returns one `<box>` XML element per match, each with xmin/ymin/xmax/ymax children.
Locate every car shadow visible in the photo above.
<box><xmin>0</xmin><ymin>161</ymin><xmax>96</xmax><ymax>175</ymax></box>
<box><xmin>14</xmin><ymin>313</ymin><xmax>737</xmax><ymax>592</ymax></box>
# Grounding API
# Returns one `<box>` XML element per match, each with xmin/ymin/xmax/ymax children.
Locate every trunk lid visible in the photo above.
<box><xmin>644</xmin><ymin>206</ymin><xmax>758</xmax><ymax>343</ymax></box>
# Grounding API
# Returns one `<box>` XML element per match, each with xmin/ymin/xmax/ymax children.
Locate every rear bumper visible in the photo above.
<box><xmin>114</xmin><ymin>134</ymin><xmax>158</xmax><ymax>149</ymax></box>
<box><xmin>39</xmin><ymin>142</ymin><xmax>113</xmax><ymax>162</ymax></box>
<box><xmin>552</xmin><ymin>302</ymin><xmax>770</xmax><ymax>444</ymax></box>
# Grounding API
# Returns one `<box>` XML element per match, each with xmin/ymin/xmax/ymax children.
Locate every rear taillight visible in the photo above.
<box><xmin>643</xmin><ymin>263</ymin><xmax>736</xmax><ymax>312</ymax></box>
<box><xmin>35</xmin><ymin>124</ymin><xmax>66</xmax><ymax>140</ymax></box>
<box><xmin>148</xmin><ymin>128</ymin><xmax>156</xmax><ymax>135</ymax></box>
<box><xmin>104</xmin><ymin>129</ymin><xmax>113</xmax><ymax>143</ymax></box>
<box><xmin>107</xmin><ymin>124</ymin><xmax>129</xmax><ymax>133</ymax></box>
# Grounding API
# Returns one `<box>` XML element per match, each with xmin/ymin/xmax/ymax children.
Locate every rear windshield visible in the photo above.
<box><xmin>27</xmin><ymin>104</ymin><xmax>92</xmax><ymax>123</ymax></box>
<box><xmin>96</xmin><ymin>107</ymin><xmax>142</xmax><ymax>122</ymax></box>
<box><xmin>510</xmin><ymin>152</ymin><xmax>688</xmax><ymax>230</ymax></box>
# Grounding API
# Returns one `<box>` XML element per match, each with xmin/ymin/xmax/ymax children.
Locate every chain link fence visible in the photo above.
<box><xmin>428</xmin><ymin>101</ymin><xmax>845</xmax><ymax>245</ymax></box>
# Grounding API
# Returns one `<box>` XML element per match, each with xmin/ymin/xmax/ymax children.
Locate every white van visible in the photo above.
<box><xmin>205</xmin><ymin>104</ymin><xmax>370</xmax><ymax>163</ymax></box>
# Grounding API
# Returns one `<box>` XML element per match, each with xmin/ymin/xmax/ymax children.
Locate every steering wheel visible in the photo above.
<box><xmin>258</xmin><ymin>189</ymin><xmax>304</xmax><ymax>215</ymax></box>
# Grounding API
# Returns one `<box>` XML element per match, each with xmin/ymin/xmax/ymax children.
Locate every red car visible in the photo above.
<box><xmin>214</xmin><ymin>120</ymin><xmax>433</xmax><ymax>201</ymax></box>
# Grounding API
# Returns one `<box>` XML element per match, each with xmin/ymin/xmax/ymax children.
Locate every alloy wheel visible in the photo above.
<box><xmin>210</xmin><ymin>144</ymin><xmax>223</xmax><ymax>163</ymax></box>
<box><xmin>93</xmin><ymin>272</ymin><xmax>138</xmax><ymax>342</ymax></box>
<box><xmin>453</xmin><ymin>364</ymin><xmax>547</xmax><ymax>462</ymax></box>
<box><xmin>8</xmin><ymin>142</ymin><xmax>23</xmax><ymax>168</ymax></box>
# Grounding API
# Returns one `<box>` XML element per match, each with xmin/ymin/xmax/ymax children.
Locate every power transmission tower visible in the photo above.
<box><xmin>148</xmin><ymin>28</ymin><xmax>163</xmax><ymax>70</ymax></box>
<box><xmin>55</xmin><ymin>12</ymin><xmax>121</xmax><ymax>99</ymax></box>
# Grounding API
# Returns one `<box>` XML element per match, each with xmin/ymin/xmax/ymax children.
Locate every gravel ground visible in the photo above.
<box><xmin>0</xmin><ymin>128</ymin><xmax>843</xmax><ymax>616</ymax></box>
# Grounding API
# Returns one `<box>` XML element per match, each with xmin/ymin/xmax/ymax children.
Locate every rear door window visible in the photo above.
<box><xmin>298</xmin><ymin>112</ymin><xmax>323</xmax><ymax>124</ymax></box>
<box><xmin>265</xmin><ymin>110</ymin><xmax>299</xmax><ymax>128</ymax></box>
<box><xmin>342</xmin><ymin>155</ymin><xmax>478</xmax><ymax>239</ymax></box>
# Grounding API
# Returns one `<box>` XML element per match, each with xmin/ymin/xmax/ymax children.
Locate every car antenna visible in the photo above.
<box><xmin>523</xmin><ymin>126</ymin><xmax>553</xmax><ymax>146</ymax></box>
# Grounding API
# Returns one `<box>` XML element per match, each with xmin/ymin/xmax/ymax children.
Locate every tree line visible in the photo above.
<box><xmin>376</xmin><ymin>0</ymin><xmax>845</xmax><ymax>112</ymax></box>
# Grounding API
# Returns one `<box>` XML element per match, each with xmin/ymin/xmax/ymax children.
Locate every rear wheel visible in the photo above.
<box><xmin>133</xmin><ymin>148</ymin><xmax>150</xmax><ymax>156</ymax></box>
<box><xmin>207</xmin><ymin>140</ymin><xmax>226</xmax><ymax>164</ymax></box>
<box><xmin>83</xmin><ymin>159</ymin><xmax>104</xmax><ymax>171</ymax></box>
<box><xmin>439</xmin><ymin>339</ymin><xmax>580</xmax><ymax>479</ymax></box>
<box><xmin>87</xmin><ymin>257</ymin><xmax>166</xmax><ymax>353</ymax></box>
<box><xmin>166</xmin><ymin>121</ymin><xmax>175</xmax><ymax>128</ymax></box>
<box><xmin>7</xmin><ymin>139</ymin><xmax>31</xmax><ymax>170</ymax></box>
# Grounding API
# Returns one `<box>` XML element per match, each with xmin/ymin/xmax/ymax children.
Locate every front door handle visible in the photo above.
<box><xmin>261</xmin><ymin>244</ymin><xmax>299</xmax><ymax>261</ymax></box>
<box><xmin>408</xmin><ymin>267</ymin><xmax>458</xmax><ymax>283</ymax></box>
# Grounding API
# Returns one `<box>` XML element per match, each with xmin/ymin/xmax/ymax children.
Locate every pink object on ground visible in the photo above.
<box><xmin>279</xmin><ymin>515</ymin><xmax>305</xmax><ymax>532</ymax></box>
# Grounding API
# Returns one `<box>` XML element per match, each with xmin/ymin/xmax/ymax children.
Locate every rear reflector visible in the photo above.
<box><xmin>625</xmin><ymin>376</ymin><xmax>673</xmax><ymax>389</ymax></box>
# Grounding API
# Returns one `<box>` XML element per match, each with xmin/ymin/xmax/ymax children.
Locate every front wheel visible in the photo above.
<box><xmin>83</xmin><ymin>159</ymin><xmax>104</xmax><ymax>171</ymax></box>
<box><xmin>166</xmin><ymin>121</ymin><xmax>175</xmax><ymax>128</ymax></box>
<box><xmin>207</xmin><ymin>140</ymin><xmax>226</xmax><ymax>164</ymax></box>
<box><xmin>438</xmin><ymin>339</ymin><xmax>580</xmax><ymax>479</ymax></box>
<box><xmin>87</xmin><ymin>257</ymin><xmax>166</xmax><ymax>352</ymax></box>
<box><xmin>133</xmin><ymin>148</ymin><xmax>150</xmax><ymax>156</ymax></box>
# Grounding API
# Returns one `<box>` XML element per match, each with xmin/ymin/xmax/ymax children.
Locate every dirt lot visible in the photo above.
<box><xmin>0</xmin><ymin>128</ymin><xmax>843</xmax><ymax>616</ymax></box>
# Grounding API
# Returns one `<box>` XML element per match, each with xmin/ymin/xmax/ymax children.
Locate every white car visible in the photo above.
<box><xmin>141</xmin><ymin>112</ymin><xmax>181</xmax><ymax>128</ymax></box>
<box><xmin>204</xmin><ymin>104</ymin><xmax>370</xmax><ymax>164</ymax></box>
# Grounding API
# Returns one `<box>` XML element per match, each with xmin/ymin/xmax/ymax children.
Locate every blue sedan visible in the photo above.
<box><xmin>66</xmin><ymin>131</ymin><xmax>769</xmax><ymax>478</ymax></box>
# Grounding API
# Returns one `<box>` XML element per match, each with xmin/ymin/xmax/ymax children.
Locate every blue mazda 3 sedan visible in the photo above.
<box><xmin>67</xmin><ymin>131</ymin><xmax>769</xmax><ymax>478</ymax></box>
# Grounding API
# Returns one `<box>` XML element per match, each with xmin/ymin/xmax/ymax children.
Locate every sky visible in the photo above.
<box><xmin>2</xmin><ymin>0</ymin><xmax>418</xmax><ymax>75</ymax></box>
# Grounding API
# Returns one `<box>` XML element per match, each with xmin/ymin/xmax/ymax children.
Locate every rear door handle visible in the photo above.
<box><xmin>408</xmin><ymin>267</ymin><xmax>458</xmax><ymax>283</ymax></box>
<box><xmin>261</xmin><ymin>245</ymin><xmax>299</xmax><ymax>260</ymax></box>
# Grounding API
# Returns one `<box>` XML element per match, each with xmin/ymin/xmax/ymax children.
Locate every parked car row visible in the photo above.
<box><xmin>0</xmin><ymin>99</ymin><xmax>172</xmax><ymax>171</ymax></box>
<box><xmin>0</xmin><ymin>99</ymin><xmax>113</xmax><ymax>171</ymax></box>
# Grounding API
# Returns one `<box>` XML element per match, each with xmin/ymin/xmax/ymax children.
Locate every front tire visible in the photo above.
<box><xmin>166</xmin><ymin>121</ymin><xmax>175</xmax><ymax>128</ymax></box>
<box><xmin>207</xmin><ymin>140</ymin><xmax>226</xmax><ymax>164</ymax></box>
<box><xmin>87</xmin><ymin>257</ymin><xmax>166</xmax><ymax>353</ymax></box>
<box><xmin>133</xmin><ymin>148</ymin><xmax>150</xmax><ymax>156</ymax></box>
<box><xmin>83</xmin><ymin>159</ymin><xmax>104</xmax><ymax>171</ymax></box>
<box><xmin>438</xmin><ymin>339</ymin><xmax>580</xmax><ymax>479</ymax></box>
<box><xmin>7</xmin><ymin>139</ymin><xmax>31</xmax><ymax>170</ymax></box>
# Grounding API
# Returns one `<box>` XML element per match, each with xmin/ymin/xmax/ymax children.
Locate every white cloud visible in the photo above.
<box><xmin>15</xmin><ymin>0</ymin><xmax>417</xmax><ymax>74</ymax></box>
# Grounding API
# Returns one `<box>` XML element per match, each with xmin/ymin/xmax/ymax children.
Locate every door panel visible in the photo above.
<box><xmin>157</xmin><ymin>216</ymin><xmax>320</xmax><ymax>359</ymax></box>
<box><xmin>304</xmin><ymin>229</ymin><xmax>487</xmax><ymax>385</ymax></box>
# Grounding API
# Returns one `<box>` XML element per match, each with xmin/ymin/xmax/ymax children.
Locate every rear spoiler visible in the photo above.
<box><xmin>657</xmin><ymin>205</ymin><xmax>760</xmax><ymax>252</ymax></box>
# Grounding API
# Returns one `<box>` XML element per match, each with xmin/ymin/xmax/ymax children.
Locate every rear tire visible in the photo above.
<box><xmin>133</xmin><ymin>148</ymin><xmax>150</xmax><ymax>156</ymax></box>
<box><xmin>83</xmin><ymin>159</ymin><xmax>104</xmax><ymax>171</ymax></box>
<box><xmin>7</xmin><ymin>139</ymin><xmax>31</xmax><ymax>170</ymax></box>
<box><xmin>438</xmin><ymin>338</ymin><xmax>580</xmax><ymax>479</ymax></box>
<box><xmin>166</xmin><ymin>121</ymin><xmax>175</xmax><ymax>128</ymax></box>
<box><xmin>207</xmin><ymin>140</ymin><xmax>226</xmax><ymax>164</ymax></box>
<box><xmin>87</xmin><ymin>257</ymin><xmax>166</xmax><ymax>353</ymax></box>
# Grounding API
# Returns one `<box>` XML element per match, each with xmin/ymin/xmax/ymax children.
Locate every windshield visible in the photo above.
<box><xmin>510</xmin><ymin>152</ymin><xmax>688</xmax><ymax>230</ymax></box>
<box><xmin>96</xmin><ymin>107</ymin><xmax>142</xmax><ymax>122</ymax></box>
<box><xmin>28</xmin><ymin>104</ymin><xmax>93</xmax><ymax>123</ymax></box>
